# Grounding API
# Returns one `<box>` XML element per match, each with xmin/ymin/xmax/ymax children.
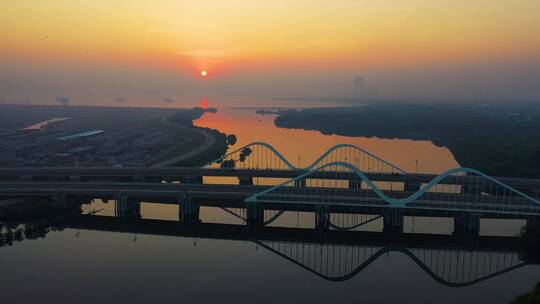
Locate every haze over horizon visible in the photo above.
<box><xmin>1</xmin><ymin>0</ymin><xmax>540</xmax><ymax>105</ymax></box>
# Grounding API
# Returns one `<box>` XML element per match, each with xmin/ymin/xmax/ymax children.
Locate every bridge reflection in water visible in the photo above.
<box><xmin>1</xmin><ymin>197</ymin><xmax>538</xmax><ymax>289</ymax></box>
<box><xmin>259</xmin><ymin>240</ymin><xmax>527</xmax><ymax>287</ymax></box>
<box><xmin>50</xmin><ymin>206</ymin><xmax>540</xmax><ymax>288</ymax></box>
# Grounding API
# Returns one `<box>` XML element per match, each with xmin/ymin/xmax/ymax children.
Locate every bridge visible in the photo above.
<box><xmin>1</xmin><ymin>142</ymin><xmax>540</xmax><ymax>235</ymax></box>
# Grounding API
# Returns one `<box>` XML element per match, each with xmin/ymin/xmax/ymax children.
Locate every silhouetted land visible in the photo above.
<box><xmin>275</xmin><ymin>104</ymin><xmax>540</xmax><ymax>178</ymax></box>
<box><xmin>0</xmin><ymin>105</ymin><xmax>230</xmax><ymax>167</ymax></box>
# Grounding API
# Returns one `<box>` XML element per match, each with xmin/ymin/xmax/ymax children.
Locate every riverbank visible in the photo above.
<box><xmin>274</xmin><ymin>104</ymin><xmax>540</xmax><ymax>178</ymax></box>
<box><xmin>152</xmin><ymin>108</ymin><xmax>231</xmax><ymax>167</ymax></box>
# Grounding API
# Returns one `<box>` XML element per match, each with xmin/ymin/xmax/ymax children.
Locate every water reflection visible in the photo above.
<box><xmin>194</xmin><ymin>106</ymin><xmax>459</xmax><ymax>174</ymax></box>
<box><xmin>2</xmin><ymin>201</ymin><xmax>538</xmax><ymax>289</ymax></box>
<box><xmin>0</xmin><ymin>199</ymin><xmax>84</xmax><ymax>247</ymax></box>
<box><xmin>258</xmin><ymin>240</ymin><xmax>528</xmax><ymax>287</ymax></box>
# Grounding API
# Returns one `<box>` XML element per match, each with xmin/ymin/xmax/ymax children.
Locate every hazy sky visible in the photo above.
<box><xmin>1</xmin><ymin>0</ymin><xmax>539</xmax><ymax>104</ymax></box>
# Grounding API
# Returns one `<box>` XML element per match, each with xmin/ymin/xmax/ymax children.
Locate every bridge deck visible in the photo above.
<box><xmin>1</xmin><ymin>167</ymin><xmax>539</xmax><ymax>193</ymax></box>
<box><xmin>1</xmin><ymin>181</ymin><xmax>539</xmax><ymax>218</ymax></box>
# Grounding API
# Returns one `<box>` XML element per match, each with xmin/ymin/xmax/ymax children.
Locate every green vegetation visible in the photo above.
<box><xmin>512</xmin><ymin>282</ymin><xmax>540</xmax><ymax>304</ymax></box>
<box><xmin>275</xmin><ymin>104</ymin><xmax>540</xmax><ymax>178</ymax></box>
<box><xmin>227</xmin><ymin>134</ymin><xmax>237</xmax><ymax>145</ymax></box>
<box><xmin>217</xmin><ymin>147</ymin><xmax>251</xmax><ymax>168</ymax></box>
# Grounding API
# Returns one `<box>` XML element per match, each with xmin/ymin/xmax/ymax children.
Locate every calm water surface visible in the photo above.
<box><xmin>1</xmin><ymin>98</ymin><xmax>538</xmax><ymax>303</ymax></box>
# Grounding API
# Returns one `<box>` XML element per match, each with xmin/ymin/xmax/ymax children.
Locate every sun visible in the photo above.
<box><xmin>201</xmin><ymin>70</ymin><xmax>207</xmax><ymax>77</ymax></box>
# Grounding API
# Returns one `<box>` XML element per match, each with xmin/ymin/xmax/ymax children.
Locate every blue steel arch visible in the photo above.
<box><xmin>257</xmin><ymin>241</ymin><xmax>527</xmax><ymax>287</ymax></box>
<box><xmin>246</xmin><ymin>161</ymin><xmax>540</xmax><ymax>212</ymax></box>
<box><xmin>208</xmin><ymin>141</ymin><xmax>297</xmax><ymax>169</ymax></box>
<box><xmin>306</xmin><ymin>143</ymin><xmax>406</xmax><ymax>173</ymax></box>
<box><xmin>208</xmin><ymin>141</ymin><xmax>406</xmax><ymax>173</ymax></box>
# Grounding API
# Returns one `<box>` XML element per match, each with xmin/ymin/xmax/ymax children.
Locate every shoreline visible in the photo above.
<box><xmin>151</xmin><ymin>111</ymin><xmax>230</xmax><ymax>167</ymax></box>
<box><xmin>151</xmin><ymin>116</ymin><xmax>223</xmax><ymax>167</ymax></box>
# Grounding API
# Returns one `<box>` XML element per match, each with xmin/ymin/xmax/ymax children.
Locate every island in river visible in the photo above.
<box><xmin>274</xmin><ymin>103</ymin><xmax>540</xmax><ymax>178</ymax></box>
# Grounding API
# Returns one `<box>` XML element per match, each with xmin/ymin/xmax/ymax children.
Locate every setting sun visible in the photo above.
<box><xmin>201</xmin><ymin>70</ymin><xmax>207</xmax><ymax>77</ymax></box>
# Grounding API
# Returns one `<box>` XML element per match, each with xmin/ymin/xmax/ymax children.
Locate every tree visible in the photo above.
<box><xmin>220</xmin><ymin>159</ymin><xmax>236</xmax><ymax>168</ymax></box>
<box><xmin>239</xmin><ymin>147</ymin><xmax>252</xmax><ymax>162</ymax></box>
<box><xmin>227</xmin><ymin>134</ymin><xmax>237</xmax><ymax>146</ymax></box>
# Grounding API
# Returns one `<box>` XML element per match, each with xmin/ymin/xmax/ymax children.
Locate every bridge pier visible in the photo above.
<box><xmin>349</xmin><ymin>179</ymin><xmax>362</xmax><ymax>190</ymax></box>
<box><xmin>383</xmin><ymin>210</ymin><xmax>404</xmax><ymax>233</ymax></box>
<box><xmin>238</xmin><ymin>176</ymin><xmax>253</xmax><ymax>186</ymax></box>
<box><xmin>179</xmin><ymin>197</ymin><xmax>200</xmax><ymax>224</ymax></box>
<box><xmin>115</xmin><ymin>197</ymin><xmax>141</xmax><ymax>218</ymax></box>
<box><xmin>404</xmin><ymin>182</ymin><xmax>421</xmax><ymax>192</ymax></box>
<box><xmin>246</xmin><ymin>204</ymin><xmax>264</xmax><ymax>227</ymax></box>
<box><xmin>315</xmin><ymin>205</ymin><xmax>330</xmax><ymax>230</ymax></box>
<box><xmin>453</xmin><ymin>214</ymin><xmax>480</xmax><ymax>236</ymax></box>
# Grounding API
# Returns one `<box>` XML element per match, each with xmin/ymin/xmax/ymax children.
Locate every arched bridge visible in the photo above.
<box><xmin>2</xmin><ymin>141</ymin><xmax>540</xmax><ymax>235</ymax></box>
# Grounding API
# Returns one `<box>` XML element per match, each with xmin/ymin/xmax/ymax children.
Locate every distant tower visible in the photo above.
<box><xmin>353</xmin><ymin>76</ymin><xmax>365</xmax><ymax>98</ymax></box>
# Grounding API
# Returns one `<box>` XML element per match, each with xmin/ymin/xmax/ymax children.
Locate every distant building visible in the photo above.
<box><xmin>353</xmin><ymin>76</ymin><xmax>365</xmax><ymax>98</ymax></box>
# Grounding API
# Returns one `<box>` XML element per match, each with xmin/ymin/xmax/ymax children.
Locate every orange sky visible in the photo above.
<box><xmin>3</xmin><ymin>1</ymin><xmax>539</xmax><ymax>71</ymax></box>
<box><xmin>1</xmin><ymin>0</ymin><xmax>540</xmax><ymax>101</ymax></box>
